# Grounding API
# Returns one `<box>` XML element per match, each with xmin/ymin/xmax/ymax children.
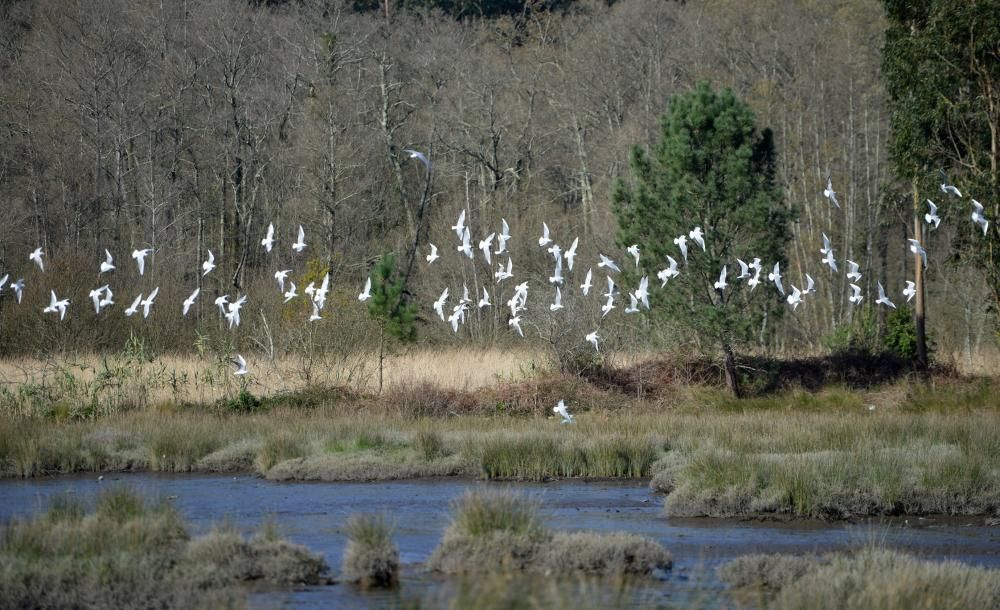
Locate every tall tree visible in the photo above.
<box><xmin>883</xmin><ymin>0</ymin><xmax>1000</xmax><ymax>365</ymax></box>
<box><xmin>613</xmin><ymin>83</ymin><xmax>793</xmax><ymax>397</ymax></box>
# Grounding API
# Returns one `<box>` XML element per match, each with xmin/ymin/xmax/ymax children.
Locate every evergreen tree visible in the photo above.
<box><xmin>613</xmin><ymin>83</ymin><xmax>793</xmax><ymax>397</ymax></box>
<box><xmin>367</xmin><ymin>253</ymin><xmax>418</xmax><ymax>393</ymax></box>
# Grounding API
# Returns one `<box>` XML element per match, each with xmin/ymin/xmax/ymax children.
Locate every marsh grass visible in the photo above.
<box><xmin>719</xmin><ymin>549</ymin><xmax>1000</xmax><ymax>610</ymax></box>
<box><xmin>428</xmin><ymin>489</ymin><xmax>671</xmax><ymax>577</ymax></box>
<box><xmin>475</xmin><ymin>433</ymin><xmax>660</xmax><ymax>480</ymax></box>
<box><xmin>0</xmin><ymin>489</ymin><xmax>328</xmax><ymax>610</ymax></box>
<box><xmin>341</xmin><ymin>513</ymin><xmax>399</xmax><ymax>588</ymax></box>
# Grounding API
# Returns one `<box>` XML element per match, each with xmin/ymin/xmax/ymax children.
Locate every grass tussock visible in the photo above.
<box><xmin>427</xmin><ymin>489</ymin><xmax>670</xmax><ymax>577</ymax></box>
<box><xmin>0</xmin><ymin>488</ymin><xmax>329</xmax><ymax>610</ymax></box>
<box><xmin>341</xmin><ymin>514</ymin><xmax>399</xmax><ymax>588</ymax></box>
<box><xmin>719</xmin><ymin>549</ymin><xmax>1000</xmax><ymax>610</ymax></box>
<box><xmin>475</xmin><ymin>433</ymin><xmax>659</xmax><ymax>480</ymax></box>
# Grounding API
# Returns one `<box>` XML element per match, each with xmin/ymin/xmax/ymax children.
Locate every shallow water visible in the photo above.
<box><xmin>2</xmin><ymin>473</ymin><xmax>998</xmax><ymax>608</ymax></box>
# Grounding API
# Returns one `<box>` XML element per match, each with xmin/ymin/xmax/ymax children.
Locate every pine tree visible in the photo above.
<box><xmin>612</xmin><ymin>83</ymin><xmax>793</xmax><ymax>397</ymax></box>
<box><xmin>366</xmin><ymin>253</ymin><xmax>417</xmax><ymax>393</ymax></box>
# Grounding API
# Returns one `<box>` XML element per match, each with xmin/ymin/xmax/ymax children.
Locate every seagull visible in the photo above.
<box><xmin>747</xmin><ymin>270</ymin><xmax>761</xmax><ymax>291</ymax></box>
<box><xmin>508</xmin><ymin>315</ymin><xmax>523</xmax><ymax>337</ymax></box>
<box><xmin>903</xmin><ymin>281</ymin><xmax>916</xmax><ymax>303</ymax></box>
<box><xmin>225</xmin><ymin>294</ymin><xmax>246</xmax><ymax>328</ymax></box>
<box><xmin>451</xmin><ymin>210</ymin><xmax>466</xmax><ymax>239</ymax></box>
<box><xmin>803</xmin><ymin>273</ymin><xmax>816</xmax><ymax>295</ymax></box>
<box><xmin>657</xmin><ymin>256</ymin><xmax>680</xmax><ymax>287</ymax></box>
<box><xmin>309</xmin><ymin>301</ymin><xmax>322</xmax><ymax>322</ymax></box>
<box><xmin>875</xmin><ymin>282</ymin><xmax>896</xmax><ymax>309</ymax></box>
<box><xmin>29</xmin><ymin>247</ymin><xmax>44</xmax><ymax>272</ymax></box>
<box><xmin>601</xmin><ymin>294</ymin><xmax>615</xmax><ymax>318</ymax></box>
<box><xmin>283</xmin><ymin>282</ymin><xmax>297</xmax><ymax>303</ymax></box>
<box><xmin>939</xmin><ymin>170</ymin><xmax>962</xmax><ymax>198</ymax></box>
<box><xmin>89</xmin><ymin>286</ymin><xmax>109</xmax><ymax>314</ymax></box>
<box><xmin>182</xmin><ymin>288</ymin><xmax>200</xmax><ymax>316</ymax></box>
<box><xmin>907</xmin><ymin>239</ymin><xmax>928</xmax><ymax>268</ymax></box>
<box><xmin>673</xmin><ymin>235</ymin><xmax>688</xmax><ymax>262</ymax></box>
<box><xmin>202</xmin><ymin>250</ymin><xmax>216</xmax><ymax>276</ymax></box>
<box><xmin>478</xmin><ymin>286</ymin><xmax>491</xmax><ymax>309</ymax></box>
<box><xmin>433</xmin><ymin>288</ymin><xmax>449</xmax><ymax>321</ymax></box>
<box><xmin>0</xmin><ymin>275</ymin><xmax>8</xmax><ymax>293</ymax></box>
<box><xmin>358</xmin><ymin>277</ymin><xmax>372</xmax><ymax>301</ymax></box>
<box><xmin>549</xmin><ymin>256</ymin><xmax>564</xmax><ymax>285</ymax></box>
<box><xmin>564</xmin><ymin>237</ymin><xmax>579</xmax><ymax>271</ymax></box>
<box><xmin>100</xmin><ymin>249</ymin><xmax>115</xmax><ymax>274</ymax></box>
<box><xmin>479</xmin><ymin>232</ymin><xmax>495</xmax><ymax>265</ymax></box>
<box><xmin>821</xmin><ymin>233</ymin><xmax>838</xmax><ymax>272</ymax></box>
<box><xmin>538</xmin><ymin>222</ymin><xmax>552</xmax><ymax>247</ymax></box>
<box><xmin>689</xmin><ymin>226</ymin><xmax>706</xmax><ymax>252</ymax></box>
<box><xmin>496</xmin><ymin>219</ymin><xmax>511</xmax><ymax>254</ymax></box>
<box><xmin>292</xmin><ymin>225</ymin><xmax>307</xmax><ymax>253</ymax></box>
<box><xmin>971</xmin><ymin>199</ymin><xmax>989</xmax><ymax>235</ymax></box>
<box><xmin>313</xmin><ymin>274</ymin><xmax>330</xmax><ymax>310</ymax></box>
<box><xmin>495</xmin><ymin>257</ymin><xmax>513</xmax><ymax>283</ymax></box>
<box><xmin>460</xmin><ymin>284</ymin><xmax>472</xmax><ymax>308</ymax></box>
<box><xmin>714</xmin><ymin>265</ymin><xmax>727</xmax><ymax>291</ymax></box>
<box><xmin>448</xmin><ymin>305</ymin><xmax>466</xmax><ymax>333</ymax></box>
<box><xmin>736</xmin><ymin>259</ymin><xmax>750</xmax><ymax>280</ymax></box>
<box><xmin>624</xmin><ymin>293</ymin><xmax>640</xmax><ymax>314</ymax></box>
<box><xmin>823</xmin><ymin>176</ymin><xmax>840</xmax><ymax>208</ymax></box>
<box><xmin>458</xmin><ymin>227</ymin><xmax>473</xmax><ymax>259</ymax></box>
<box><xmin>10</xmin><ymin>278</ymin><xmax>24</xmax><ymax>303</ymax></box>
<box><xmin>597</xmin><ymin>254</ymin><xmax>621</xmax><ymax>273</ymax></box>
<box><xmin>846</xmin><ymin>260</ymin><xmax>862</xmax><ymax>282</ymax></box>
<box><xmin>547</xmin><ymin>243</ymin><xmax>562</xmax><ymax>261</ymax></box>
<box><xmin>124</xmin><ymin>293</ymin><xmax>143</xmax><ymax>317</ymax></box>
<box><xmin>604</xmin><ymin>275</ymin><xmax>616</xmax><ymax>299</ymax></box>
<box><xmin>131</xmin><ymin>249</ymin><xmax>152</xmax><ymax>276</ymax></box>
<box><xmin>768</xmin><ymin>262</ymin><xmax>784</xmax><ymax>296</ymax></box>
<box><xmin>261</xmin><ymin>222</ymin><xmax>275</xmax><ymax>252</ymax></box>
<box><xmin>750</xmin><ymin>258</ymin><xmax>763</xmax><ymax>275</ymax></box>
<box><xmin>232</xmin><ymin>354</ymin><xmax>248</xmax><ymax>376</ymax></box>
<box><xmin>141</xmin><ymin>287</ymin><xmax>159</xmax><ymax>319</ymax></box>
<box><xmin>274</xmin><ymin>270</ymin><xmax>291</xmax><ymax>293</ymax></box>
<box><xmin>580</xmin><ymin>268</ymin><xmax>593</xmax><ymax>295</ymax></box>
<box><xmin>402</xmin><ymin>148</ymin><xmax>432</xmax><ymax>172</ymax></box>
<box><xmin>585</xmin><ymin>330</ymin><xmax>599</xmax><ymax>353</ymax></box>
<box><xmin>426</xmin><ymin>243</ymin><xmax>439</xmax><ymax>264</ymax></box>
<box><xmin>550</xmin><ymin>286</ymin><xmax>564</xmax><ymax>312</ymax></box>
<box><xmin>924</xmin><ymin>200</ymin><xmax>941</xmax><ymax>229</ymax></box>
<box><xmin>43</xmin><ymin>290</ymin><xmax>69</xmax><ymax>320</ymax></box>
<box><xmin>786</xmin><ymin>285</ymin><xmax>802</xmax><ymax>310</ymax></box>
<box><xmin>627</xmin><ymin>244</ymin><xmax>641</xmax><ymax>268</ymax></box>
<box><xmin>553</xmin><ymin>400</ymin><xmax>574</xmax><ymax>424</ymax></box>
<box><xmin>848</xmin><ymin>283</ymin><xmax>863</xmax><ymax>305</ymax></box>
<box><xmin>213</xmin><ymin>295</ymin><xmax>229</xmax><ymax>316</ymax></box>
<box><xmin>635</xmin><ymin>275</ymin><xmax>650</xmax><ymax>309</ymax></box>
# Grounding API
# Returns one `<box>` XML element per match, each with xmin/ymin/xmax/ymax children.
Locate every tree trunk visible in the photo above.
<box><xmin>912</xmin><ymin>180</ymin><xmax>928</xmax><ymax>370</ymax></box>
<box><xmin>377</xmin><ymin>324</ymin><xmax>385</xmax><ymax>395</ymax></box>
<box><xmin>722</xmin><ymin>343</ymin><xmax>742</xmax><ymax>399</ymax></box>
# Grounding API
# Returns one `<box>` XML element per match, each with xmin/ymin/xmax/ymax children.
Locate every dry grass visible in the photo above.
<box><xmin>340</xmin><ymin>514</ymin><xmax>399</xmax><ymax>588</ymax></box>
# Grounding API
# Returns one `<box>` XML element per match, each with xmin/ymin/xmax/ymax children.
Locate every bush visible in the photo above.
<box><xmin>341</xmin><ymin>514</ymin><xmax>399</xmax><ymax>588</ymax></box>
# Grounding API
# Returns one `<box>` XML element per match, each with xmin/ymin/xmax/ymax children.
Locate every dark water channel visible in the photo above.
<box><xmin>2</xmin><ymin>473</ymin><xmax>998</xmax><ymax>608</ymax></box>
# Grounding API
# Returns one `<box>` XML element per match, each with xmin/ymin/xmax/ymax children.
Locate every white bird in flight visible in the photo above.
<box><xmin>875</xmin><ymin>282</ymin><xmax>896</xmax><ymax>309</ymax></box>
<box><xmin>689</xmin><ymin>226</ymin><xmax>706</xmax><ymax>252</ymax></box>
<box><xmin>820</xmin><ymin>233</ymin><xmax>838</xmax><ymax>272</ymax></box>
<box><xmin>43</xmin><ymin>290</ymin><xmax>69</xmax><ymax>320</ymax></box>
<box><xmin>538</xmin><ymin>222</ymin><xmax>552</xmax><ymax>247</ymax></box>
<box><xmin>736</xmin><ymin>258</ymin><xmax>750</xmax><ymax>280</ymax></box>
<box><xmin>550</xmin><ymin>286</ymin><xmax>564</xmax><ymax>312</ymax></box>
<box><xmin>564</xmin><ymin>237</ymin><xmax>579</xmax><ymax>271</ymax></box>
<box><xmin>283</xmin><ymin>282</ymin><xmax>297</xmax><ymax>303</ymax></box>
<box><xmin>89</xmin><ymin>286</ymin><xmax>110</xmax><ymax>314</ymax></box>
<box><xmin>125</xmin><ymin>293</ymin><xmax>143</xmax><ymax>317</ymax></box>
<box><xmin>478</xmin><ymin>286</ymin><xmax>491</xmax><ymax>309</ymax></box>
<box><xmin>292</xmin><ymin>225</ymin><xmax>307</xmax><ymax>253</ymax></box>
<box><xmin>202</xmin><ymin>250</ymin><xmax>216</xmax><ymax>276</ymax></box>
<box><xmin>624</xmin><ymin>293</ymin><xmax>639</xmax><ymax>314</ymax></box>
<box><xmin>182</xmin><ymin>288</ymin><xmax>200</xmax><ymax>316</ymax></box>
<box><xmin>141</xmin><ymin>287</ymin><xmax>159</xmax><ymax>319</ymax></box>
<box><xmin>403</xmin><ymin>149</ymin><xmax>432</xmax><ymax>172</ymax></box>
<box><xmin>786</xmin><ymin>285</ymin><xmax>802</xmax><ymax>310</ymax></box>
<box><xmin>29</xmin><ymin>247</ymin><xmax>45</xmax><ymax>272</ymax></box>
<box><xmin>358</xmin><ymin>277</ymin><xmax>372</xmax><ymax>301</ymax></box>
<box><xmin>848</xmin><ymin>283</ymin><xmax>863</xmax><ymax>305</ymax></box>
<box><xmin>657</xmin><ymin>256</ymin><xmax>680</xmax><ymax>287</ymax></box>
<box><xmin>907</xmin><ymin>239</ymin><xmax>927</xmax><ymax>268</ymax></box>
<box><xmin>803</xmin><ymin>273</ymin><xmax>816</xmax><ymax>295</ymax></box>
<box><xmin>673</xmin><ymin>235</ymin><xmax>688</xmax><ymax>263</ymax></box>
<box><xmin>225</xmin><ymin>294</ymin><xmax>246</xmax><ymax>328</ymax></box>
<box><xmin>10</xmin><ymin>278</ymin><xmax>24</xmax><ymax>303</ymax></box>
<box><xmin>495</xmin><ymin>257</ymin><xmax>513</xmax><ymax>283</ymax></box>
<box><xmin>627</xmin><ymin>244</ymin><xmax>640</xmax><ymax>268</ymax></box>
<box><xmin>213</xmin><ymin>294</ymin><xmax>229</xmax><ymax>317</ymax></box>
<box><xmin>261</xmin><ymin>223</ymin><xmax>275</xmax><ymax>252</ymax></box>
<box><xmin>458</xmin><ymin>227</ymin><xmax>473</xmax><ymax>259</ymax></box>
<box><xmin>601</xmin><ymin>293</ymin><xmax>615</xmax><ymax>318</ymax></box>
<box><xmin>971</xmin><ymin>199</ymin><xmax>989</xmax><ymax>236</ymax></box>
<box><xmin>924</xmin><ymin>200</ymin><xmax>941</xmax><ymax>229</ymax></box>
<box><xmin>846</xmin><ymin>260</ymin><xmax>862</xmax><ymax>283</ymax></box>
<box><xmin>451</xmin><ymin>210</ymin><xmax>466</xmax><ymax>240</ymax></box>
<box><xmin>597</xmin><ymin>254</ymin><xmax>621</xmax><ymax>273</ymax></box>
<box><xmin>580</xmin><ymin>268</ymin><xmax>593</xmax><ymax>296</ymax></box>
<box><xmin>553</xmin><ymin>400</ymin><xmax>574</xmax><ymax>424</ymax></box>
<box><xmin>426</xmin><ymin>243</ymin><xmax>439</xmax><ymax>264</ymax></box>
<box><xmin>100</xmin><ymin>249</ymin><xmax>115</xmax><ymax>274</ymax></box>
<box><xmin>232</xmin><ymin>354</ymin><xmax>248</xmax><ymax>376</ymax></box>
<box><xmin>549</xmin><ymin>256</ymin><xmax>564</xmax><ymax>285</ymax></box>
<box><xmin>939</xmin><ymin>171</ymin><xmax>962</xmax><ymax>198</ymax></box>
<box><xmin>903</xmin><ymin>281</ymin><xmax>916</xmax><ymax>303</ymax></box>
<box><xmin>479</xmin><ymin>233</ymin><xmax>495</xmax><ymax>265</ymax></box>
<box><xmin>495</xmin><ymin>219</ymin><xmax>511</xmax><ymax>255</ymax></box>
<box><xmin>508</xmin><ymin>315</ymin><xmax>523</xmax><ymax>337</ymax></box>
<box><xmin>823</xmin><ymin>176</ymin><xmax>840</xmax><ymax>208</ymax></box>
<box><xmin>433</xmin><ymin>287</ymin><xmax>449</xmax><ymax>321</ymax></box>
<box><xmin>585</xmin><ymin>330</ymin><xmax>599</xmax><ymax>353</ymax></box>
<box><xmin>768</xmin><ymin>262</ymin><xmax>784</xmax><ymax>296</ymax></box>
<box><xmin>635</xmin><ymin>276</ymin><xmax>650</xmax><ymax>309</ymax></box>
<box><xmin>132</xmin><ymin>248</ymin><xmax>152</xmax><ymax>276</ymax></box>
<box><xmin>714</xmin><ymin>265</ymin><xmax>728</xmax><ymax>291</ymax></box>
<box><xmin>274</xmin><ymin>269</ymin><xmax>291</xmax><ymax>293</ymax></box>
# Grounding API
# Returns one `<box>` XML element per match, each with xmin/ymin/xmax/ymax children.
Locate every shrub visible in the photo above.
<box><xmin>341</xmin><ymin>514</ymin><xmax>399</xmax><ymax>588</ymax></box>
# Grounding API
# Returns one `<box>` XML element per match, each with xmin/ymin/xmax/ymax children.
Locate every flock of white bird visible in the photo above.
<box><xmin>1</xmin><ymin>153</ymin><xmax>991</xmax><ymax>423</ymax></box>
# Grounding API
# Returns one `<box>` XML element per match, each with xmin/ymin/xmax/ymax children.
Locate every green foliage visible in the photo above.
<box><xmin>883</xmin><ymin>307</ymin><xmax>918</xmax><ymax>360</ymax></box>
<box><xmin>367</xmin><ymin>253</ymin><xmax>418</xmax><ymax>343</ymax></box>
<box><xmin>612</xmin><ymin>82</ymin><xmax>793</xmax><ymax>353</ymax></box>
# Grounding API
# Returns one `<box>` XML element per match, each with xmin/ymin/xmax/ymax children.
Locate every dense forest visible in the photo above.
<box><xmin>0</xmin><ymin>0</ymin><xmax>996</xmax><ymax>366</ymax></box>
